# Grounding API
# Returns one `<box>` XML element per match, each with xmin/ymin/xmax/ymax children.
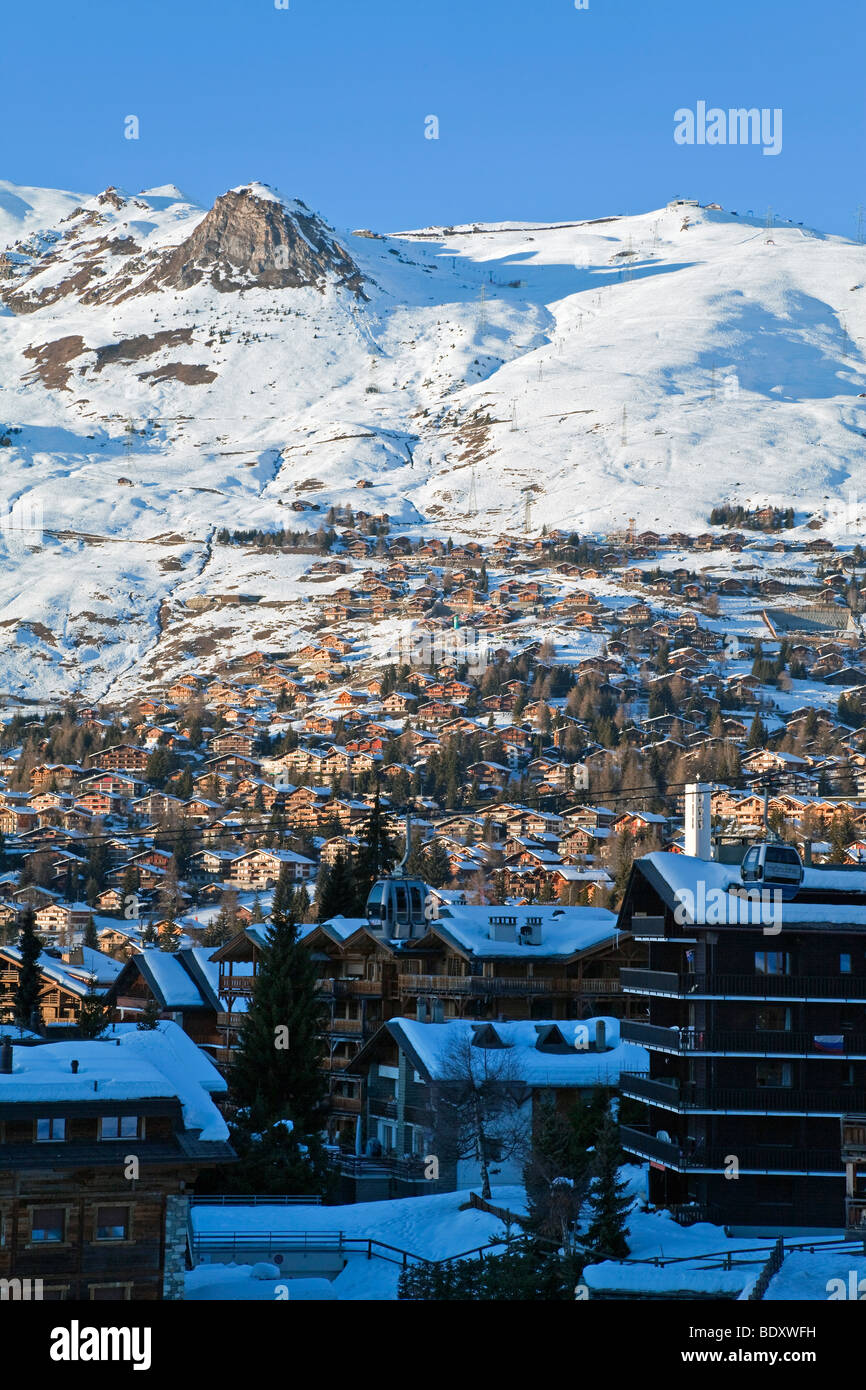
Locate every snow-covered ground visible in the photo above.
<box><xmin>0</xmin><ymin>183</ymin><xmax>865</xmax><ymax>698</ymax></box>
<box><xmin>187</xmin><ymin>1186</ymin><xmax>526</xmax><ymax>1300</ymax></box>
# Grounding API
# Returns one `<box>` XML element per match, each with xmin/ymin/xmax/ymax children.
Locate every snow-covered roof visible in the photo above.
<box><xmin>133</xmin><ymin>947</ymin><xmax>212</xmax><ymax>1009</ymax></box>
<box><xmin>385</xmin><ymin>1016</ymin><xmax>646</xmax><ymax>1087</ymax></box>
<box><xmin>430</xmin><ymin>902</ymin><xmax>619</xmax><ymax>958</ymax></box>
<box><xmin>637</xmin><ymin>851</ymin><xmax>866</xmax><ymax>927</ymax></box>
<box><xmin>0</xmin><ymin>1022</ymin><xmax>228</xmax><ymax>1140</ymax></box>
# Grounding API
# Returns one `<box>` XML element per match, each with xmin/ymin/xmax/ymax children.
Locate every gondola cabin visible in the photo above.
<box><xmin>365</xmin><ymin>876</ymin><xmax>430</xmax><ymax>939</ymax></box>
<box><xmin>740</xmin><ymin>842</ymin><xmax>804</xmax><ymax>901</ymax></box>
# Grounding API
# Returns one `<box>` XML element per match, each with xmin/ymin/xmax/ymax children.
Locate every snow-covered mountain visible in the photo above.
<box><xmin>0</xmin><ymin>178</ymin><xmax>864</xmax><ymax>701</ymax></box>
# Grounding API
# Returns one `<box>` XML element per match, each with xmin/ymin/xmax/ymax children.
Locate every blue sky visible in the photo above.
<box><xmin>2</xmin><ymin>0</ymin><xmax>863</xmax><ymax>236</ymax></box>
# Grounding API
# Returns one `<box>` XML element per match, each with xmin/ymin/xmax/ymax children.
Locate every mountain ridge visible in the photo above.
<box><xmin>0</xmin><ymin>179</ymin><xmax>863</xmax><ymax>700</ymax></box>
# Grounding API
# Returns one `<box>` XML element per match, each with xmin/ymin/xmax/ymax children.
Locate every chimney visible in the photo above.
<box><xmin>70</xmin><ymin>1059</ymin><xmax>79</xmax><ymax>1074</ymax></box>
<box><xmin>431</xmin><ymin>997</ymin><xmax>444</xmax><ymax>1024</ymax></box>
<box><xmin>0</xmin><ymin>1038</ymin><xmax>12</xmax><ymax>1074</ymax></box>
<box><xmin>803</xmin><ymin>839</ymin><xmax>812</xmax><ymax>867</ymax></box>
<box><xmin>594</xmin><ymin>1019</ymin><xmax>607</xmax><ymax>1052</ymax></box>
<box><xmin>684</xmin><ymin>783</ymin><xmax>712</xmax><ymax>859</ymax></box>
<box><xmin>417</xmin><ymin>998</ymin><xmax>429</xmax><ymax>1023</ymax></box>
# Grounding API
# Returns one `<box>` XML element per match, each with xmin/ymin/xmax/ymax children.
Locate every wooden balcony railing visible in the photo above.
<box><xmin>396</xmin><ymin>973</ymin><xmax>619</xmax><ymax>996</ymax></box>
<box><xmin>845</xmin><ymin>1199</ymin><xmax>866</xmax><ymax>1233</ymax></box>
<box><xmin>219</xmin><ymin>975</ymin><xmax>256</xmax><ymax>996</ymax></box>
<box><xmin>216</xmin><ymin>1011</ymin><xmax>246</xmax><ymax>1029</ymax></box>
<box><xmin>328</xmin><ymin>1094</ymin><xmax>362</xmax><ymax>1114</ymax></box>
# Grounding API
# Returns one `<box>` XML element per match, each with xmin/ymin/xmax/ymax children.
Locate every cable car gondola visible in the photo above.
<box><xmin>740</xmin><ymin>842</ymin><xmax>804</xmax><ymax>901</ymax></box>
<box><xmin>365</xmin><ymin>815</ymin><xmax>430</xmax><ymax>938</ymax></box>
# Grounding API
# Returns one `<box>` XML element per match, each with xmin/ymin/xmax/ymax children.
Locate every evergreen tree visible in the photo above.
<box><xmin>14</xmin><ymin>909</ymin><xmax>43</xmax><ymax>1030</ymax></box>
<box><xmin>316</xmin><ymin>853</ymin><xmax>356</xmax><ymax>922</ymax></box>
<box><xmin>584</xmin><ymin>1107</ymin><xmax>631</xmax><ymax>1258</ymax></box>
<box><xmin>424</xmin><ymin>839</ymin><xmax>452</xmax><ymax>888</ymax></box>
<box><xmin>230</xmin><ymin>906</ymin><xmax>326</xmax><ymax>1133</ymax></box>
<box><xmin>83</xmin><ymin>917</ymin><xmax>99</xmax><ymax>950</ymax></box>
<box><xmin>747</xmin><ymin>711</ymin><xmax>767</xmax><ymax>749</ymax></box>
<box><xmin>77</xmin><ymin>981</ymin><xmax>112</xmax><ymax>1039</ymax></box>
<box><xmin>353</xmin><ymin>786</ymin><xmax>394</xmax><ymax>910</ymax></box>
<box><xmin>136</xmin><ymin>996</ymin><xmax>161</xmax><ymax>1030</ymax></box>
<box><xmin>195</xmin><ymin>1117</ymin><xmax>336</xmax><ymax>1199</ymax></box>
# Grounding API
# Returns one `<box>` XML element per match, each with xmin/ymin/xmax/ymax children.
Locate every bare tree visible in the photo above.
<box><xmin>430</xmin><ymin>1030</ymin><xmax>530</xmax><ymax>1200</ymax></box>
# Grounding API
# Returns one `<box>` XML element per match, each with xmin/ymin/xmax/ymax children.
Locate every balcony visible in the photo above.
<box><xmin>320</xmin><ymin>1055</ymin><xmax>356</xmax><ymax>1072</ymax></box>
<box><xmin>621</xmin><ymin>1072</ymin><xmax>866</xmax><ymax>1115</ymax></box>
<box><xmin>329</xmin><ymin>1094</ymin><xmax>362</xmax><ymax>1114</ymax></box>
<box><xmin>327</xmin><ymin>1017</ymin><xmax>366</xmax><ymax>1036</ymax></box>
<box><xmin>621</xmin><ymin>969</ymin><xmax>866</xmax><ymax>1002</ymax></box>
<box><xmin>845</xmin><ymin>1198</ymin><xmax>866</xmax><ymax>1235</ymax></box>
<box><xmin>333</xmin><ymin>978</ymin><xmax>385</xmax><ymax>997</ymax></box>
<box><xmin>396</xmin><ymin>973</ymin><xmax>619</xmax><ymax>996</ymax></box>
<box><xmin>628</xmin><ymin>914</ymin><xmax>683</xmax><ymax>941</ymax></box>
<box><xmin>316</xmin><ymin>976</ymin><xmax>384</xmax><ymax>997</ymax></box>
<box><xmin>219</xmin><ymin>975</ymin><xmax>256</xmax><ymax>997</ymax></box>
<box><xmin>620</xmin><ymin>1125</ymin><xmax>842</xmax><ymax>1174</ymax></box>
<box><xmin>216</xmin><ymin>1011</ymin><xmax>246</xmax><ymax>1029</ymax></box>
<box><xmin>368</xmin><ymin>1096</ymin><xmax>398</xmax><ymax>1120</ymax></box>
<box><xmin>842</xmin><ymin>1116</ymin><xmax>866</xmax><ymax>1160</ymax></box>
<box><xmin>621</xmin><ymin>1021</ymin><xmax>866</xmax><ymax>1057</ymax></box>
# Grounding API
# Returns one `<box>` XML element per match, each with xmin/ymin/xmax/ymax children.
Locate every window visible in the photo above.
<box><xmin>35</xmin><ymin>1117</ymin><xmax>66</xmax><ymax>1142</ymax></box>
<box><xmin>756</xmin><ymin>1006</ymin><xmax>791</xmax><ymax>1031</ymax></box>
<box><xmin>378</xmin><ymin>1121</ymin><xmax>397</xmax><ymax>1150</ymax></box>
<box><xmin>754</xmin><ymin>951</ymin><xmax>790</xmax><ymax>975</ymax></box>
<box><xmin>756</xmin><ymin>1061</ymin><xmax>792</xmax><ymax>1088</ymax></box>
<box><xmin>841</xmin><ymin>953</ymin><xmax>853</xmax><ymax>975</ymax></box>
<box><xmin>95</xmin><ymin>1206</ymin><xmax>129</xmax><ymax>1242</ymax></box>
<box><xmin>99</xmin><ymin>1115</ymin><xmax>140</xmax><ymax>1140</ymax></box>
<box><xmin>90</xmin><ymin>1284</ymin><xmax>131</xmax><ymax>1301</ymax></box>
<box><xmin>31</xmin><ymin>1207</ymin><xmax>65</xmax><ymax>1243</ymax></box>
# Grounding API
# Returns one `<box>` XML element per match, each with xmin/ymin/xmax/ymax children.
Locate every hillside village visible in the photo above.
<box><xmin>5</xmin><ymin>510</ymin><xmax>866</xmax><ymax>1300</ymax></box>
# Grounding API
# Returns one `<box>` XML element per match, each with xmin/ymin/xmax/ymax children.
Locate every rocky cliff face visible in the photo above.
<box><xmin>0</xmin><ymin>182</ymin><xmax>366</xmax><ymax>312</ymax></box>
<box><xmin>136</xmin><ymin>185</ymin><xmax>366</xmax><ymax>298</ymax></box>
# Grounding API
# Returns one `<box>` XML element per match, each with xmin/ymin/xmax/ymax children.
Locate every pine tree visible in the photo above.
<box><xmin>83</xmin><ymin>917</ymin><xmax>99</xmax><ymax>950</ymax></box>
<box><xmin>747</xmin><ymin>711</ymin><xmax>767</xmax><ymax>749</ymax></box>
<box><xmin>424</xmin><ymin>839</ymin><xmax>452</xmax><ymax>888</ymax></box>
<box><xmin>353</xmin><ymin>786</ymin><xmax>394</xmax><ymax>910</ymax></box>
<box><xmin>316</xmin><ymin>853</ymin><xmax>356</xmax><ymax>922</ymax></box>
<box><xmin>77</xmin><ymin>981</ymin><xmax>112</xmax><ymax>1039</ymax></box>
<box><xmin>136</xmin><ymin>996</ymin><xmax>161</xmax><ymax>1030</ymax></box>
<box><xmin>13</xmin><ymin>908</ymin><xmax>43</xmax><ymax>1030</ymax></box>
<box><xmin>584</xmin><ymin>1106</ymin><xmax>631</xmax><ymax>1258</ymax></box>
<box><xmin>230</xmin><ymin>907</ymin><xmax>326</xmax><ymax>1132</ymax></box>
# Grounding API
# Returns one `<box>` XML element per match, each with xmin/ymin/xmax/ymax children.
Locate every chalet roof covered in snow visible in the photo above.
<box><xmin>428</xmin><ymin>902</ymin><xmax>620</xmax><ymax>958</ymax></box>
<box><xmin>630</xmin><ymin>851</ymin><xmax>866</xmax><ymax>928</ymax></box>
<box><xmin>375</xmin><ymin>1016</ymin><xmax>647</xmax><ymax>1087</ymax></box>
<box><xmin>0</xmin><ymin>1022</ymin><xmax>229</xmax><ymax>1141</ymax></box>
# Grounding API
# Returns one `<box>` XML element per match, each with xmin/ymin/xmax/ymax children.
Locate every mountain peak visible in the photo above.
<box><xmin>134</xmin><ymin>184</ymin><xmax>366</xmax><ymax>298</ymax></box>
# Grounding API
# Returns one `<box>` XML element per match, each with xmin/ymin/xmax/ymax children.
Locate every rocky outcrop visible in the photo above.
<box><xmin>129</xmin><ymin>185</ymin><xmax>366</xmax><ymax>299</ymax></box>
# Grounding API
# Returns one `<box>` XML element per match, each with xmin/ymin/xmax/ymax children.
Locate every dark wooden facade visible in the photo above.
<box><xmin>617</xmin><ymin>854</ymin><xmax>866</xmax><ymax>1228</ymax></box>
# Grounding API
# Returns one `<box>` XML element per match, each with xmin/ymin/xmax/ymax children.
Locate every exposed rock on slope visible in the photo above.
<box><xmin>132</xmin><ymin>185</ymin><xmax>366</xmax><ymax>298</ymax></box>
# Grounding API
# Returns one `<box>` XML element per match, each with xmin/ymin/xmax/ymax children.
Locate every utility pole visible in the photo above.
<box><xmin>467</xmin><ymin>462</ymin><xmax>478</xmax><ymax>516</ymax></box>
<box><xmin>521</xmin><ymin>486</ymin><xmax>534</xmax><ymax>535</ymax></box>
